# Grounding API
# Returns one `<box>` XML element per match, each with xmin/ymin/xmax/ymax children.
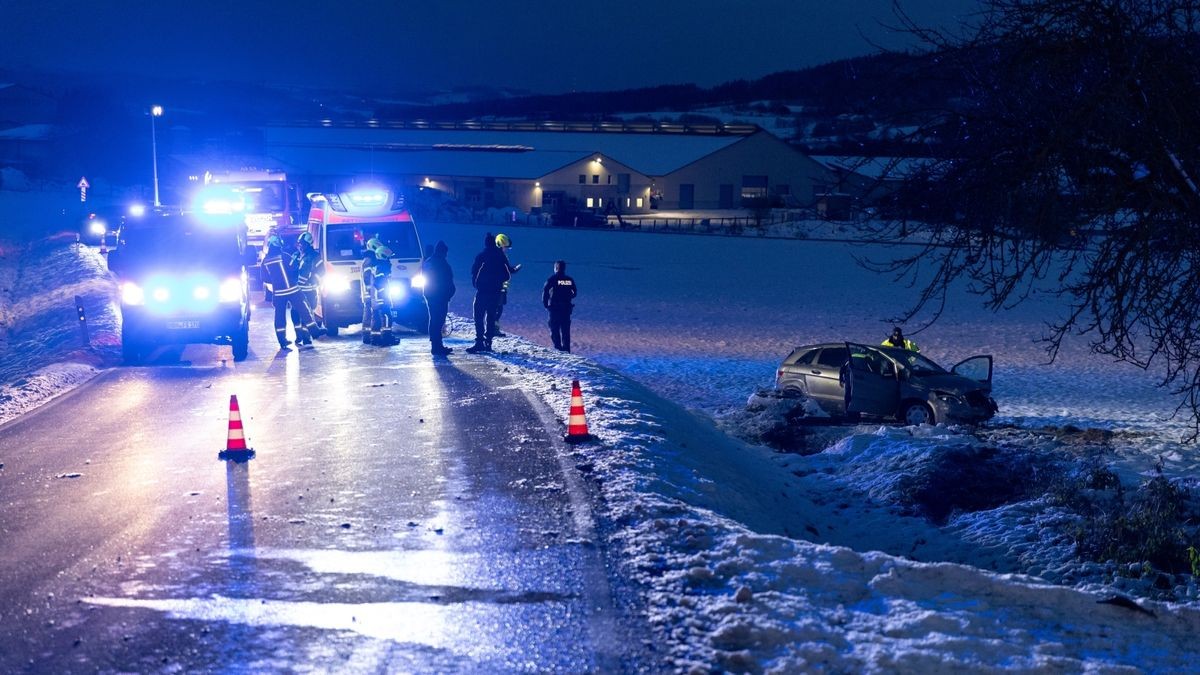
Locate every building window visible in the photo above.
<box><xmin>625</xmin><ymin>197</ymin><xmax>631</xmax><ymax>208</ymax></box>
<box><xmin>586</xmin><ymin>197</ymin><xmax>595</xmax><ymax>208</ymax></box>
<box><xmin>741</xmin><ymin>175</ymin><xmax>769</xmax><ymax>200</ymax></box>
<box><xmin>607</xmin><ymin>175</ymin><xmax>612</xmax><ymax>184</ymax></box>
<box><xmin>579</xmin><ymin>175</ymin><xmax>586</xmax><ymax>184</ymax></box>
<box><xmin>592</xmin><ymin>175</ymin><xmax>599</xmax><ymax>184</ymax></box>
<box><xmin>598</xmin><ymin>198</ymin><xmax>604</xmax><ymax>208</ymax></box>
<box><xmin>636</xmin><ymin>197</ymin><xmax>643</xmax><ymax>208</ymax></box>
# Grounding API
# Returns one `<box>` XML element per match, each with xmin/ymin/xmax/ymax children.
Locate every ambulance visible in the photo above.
<box><xmin>306</xmin><ymin>188</ymin><xmax>426</xmax><ymax>336</ymax></box>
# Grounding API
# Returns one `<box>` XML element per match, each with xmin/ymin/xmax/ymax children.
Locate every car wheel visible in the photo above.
<box><xmin>782</xmin><ymin>381</ymin><xmax>809</xmax><ymax>398</ymax></box>
<box><xmin>901</xmin><ymin>401</ymin><xmax>935</xmax><ymax>426</ymax></box>
<box><xmin>121</xmin><ymin>336</ymin><xmax>142</xmax><ymax>365</ymax></box>
<box><xmin>232</xmin><ymin>322</ymin><xmax>249</xmax><ymax>361</ymax></box>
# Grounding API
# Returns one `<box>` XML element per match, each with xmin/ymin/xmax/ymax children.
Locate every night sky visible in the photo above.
<box><xmin>3</xmin><ymin>0</ymin><xmax>979</xmax><ymax>94</ymax></box>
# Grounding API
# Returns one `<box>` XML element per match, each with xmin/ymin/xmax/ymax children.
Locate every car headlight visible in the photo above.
<box><xmin>387</xmin><ymin>280</ymin><xmax>405</xmax><ymax>301</ymax></box>
<box><xmin>193</xmin><ymin>285</ymin><xmax>212</xmax><ymax>301</ymax></box>
<box><xmin>88</xmin><ymin>221</ymin><xmax>107</xmax><ymax>236</ymax></box>
<box><xmin>218</xmin><ymin>277</ymin><xmax>243</xmax><ymax>303</ymax></box>
<box><xmin>151</xmin><ymin>287</ymin><xmax>171</xmax><ymax>303</ymax></box>
<box><xmin>935</xmin><ymin>391</ymin><xmax>965</xmax><ymax>405</ymax></box>
<box><xmin>410</xmin><ymin>273</ymin><xmax>427</xmax><ymax>289</ymax></box>
<box><xmin>121</xmin><ymin>282</ymin><xmax>145</xmax><ymax>305</ymax></box>
<box><xmin>324</xmin><ymin>271</ymin><xmax>351</xmax><ymax>294</ymax></box>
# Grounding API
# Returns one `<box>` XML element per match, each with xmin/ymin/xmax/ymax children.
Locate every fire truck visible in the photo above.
<box><xmin>198</xmin><ymin>170</ymin><xmax>304</xmax><ymax>269</ymax></box>
<box><xmin>306</xmin><ymin>188</ymin><xmax>425</xmax><ymax>336</ymax></box>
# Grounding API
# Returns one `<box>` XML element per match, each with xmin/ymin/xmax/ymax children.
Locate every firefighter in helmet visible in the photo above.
<box><xmin>291</xmin><ymin>231</ymin><xmax>324</xmax><ymax>337</ymax></box>
<box><xmin>261</xmin><ymin>235</ymin><xmax>318</xmax><ymax>349</ymax></box>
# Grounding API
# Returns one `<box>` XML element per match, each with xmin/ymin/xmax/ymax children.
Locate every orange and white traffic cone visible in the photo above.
<box><xmin>564</xmin><ymin>379</ymin><xmax>594</xmax><ymax>444</ymax></box>
<box><xmin>218</xmin><ymin>395</ymin><xmax>256</xmax><ymax>462</ymax></box>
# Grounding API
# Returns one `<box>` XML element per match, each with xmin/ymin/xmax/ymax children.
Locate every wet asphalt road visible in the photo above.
<box><xmin>0</xmin><ymin>303</ymin><xmax>648</xmax><ymax>673</ymax></box>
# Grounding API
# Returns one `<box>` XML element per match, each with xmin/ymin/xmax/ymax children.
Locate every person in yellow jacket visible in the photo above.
<box><xmin>882</xmin><ymin>326</ymin><xmax>919</xmax><ymax>352</ymax></box>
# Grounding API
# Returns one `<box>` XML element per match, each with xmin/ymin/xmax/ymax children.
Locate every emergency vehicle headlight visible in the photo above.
<box><xmin>88</xmin><ymin>220</ymin><xmax>107</xmax><ymax>236</ymax></box>
<box><xmin>410</xmin><ymin>273</ymin><xmax>426</xmax><ymax>289</ymax></box>
<box><xmin>121</xmin><ymin>282</ymin><xmax>145</xmax><ymax>305</ymax></box>
<box><xmin>129</xmin><ymin>204</ymin><xmax>146</xmax><ymax>217</ymax></box>
<box><xmin>387</xmin><ymin>280</ymin><xmax>405</xmax><ymax>301</ymax></box>
<box><xmin>193</xmin><ymin>285</ymin><xmax>212</xmax><ymax>301</ymax></box>
<box><xmin>324</xmin><ymin>271</ymin><xmax>351</xmax><ymax>294</ymax></box>
<box><xmin>218</xmin><ymin>277</ymin><xmax>242</xmax><ymax>303</ymax></box>
<box><xmin>152</xmin><ymin>287</ymin><xmax>171</xmax><ymax>303</ymax></box>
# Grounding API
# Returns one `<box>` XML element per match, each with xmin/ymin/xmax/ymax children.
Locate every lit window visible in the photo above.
<box><xmin>636</xmin><ymin>198</ymin><xmax>644</xmax><ymax>208</ymax></box>
<box><xmin>625</xmin><ymin>198</ymin><xmax>631</xmax><ymax>207</ymax></box>
<box><xmin>598</xmin><ymin>198</ymin><xmax>604</xmax><ymax>208</ymax></box>
<box><xmin>586</xmin><ymin>197</ymin><xmax>595</xmax><ymax>208</ymax></box>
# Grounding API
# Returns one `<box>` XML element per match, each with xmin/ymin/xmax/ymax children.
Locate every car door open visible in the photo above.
<box><xmin>951</xmin><ymin>355</ymin><xmax>993</xmax><ymax>384</ymax></box>
<box><xmin>844</xmin><ymin>342</ymin><xmax>901</xmax><ymax>417</ymax></box>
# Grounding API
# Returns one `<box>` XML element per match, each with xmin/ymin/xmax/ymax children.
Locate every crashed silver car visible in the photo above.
<box><xmin>775</xmin><ymin>342</ymin><xmax>998</xmax><ymax>425</ymax></box>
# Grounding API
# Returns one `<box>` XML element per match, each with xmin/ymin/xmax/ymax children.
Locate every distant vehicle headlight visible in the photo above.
<box><xmin>151</xmin><ymin>287</ymin><xmax>170</xmax><ymax>303</ymax></box>
<box><xmin>193</xmin><ymin>285</ymin><xmax>212</xmax><ymax>301</ymax></box>
<box><xmin>88</xmin><ymin>220</ymin><xmax>107</xmax><ymax>236</ymax></box>
<box><xmin>387</xmin><ymin>280</ymin><xmax>405</xmax><ymax>301</ymax></box>
<box><xmin>121</xmin><ymin>282</ymin><xmax>145</xmax><ymax>305</ymax></box>
<box><xmin>324</xmin><ymin>271</ymin><xmax>351</xmax><ymax>294</ymax></box>
<box><xmin>218</xmin><ymin>277</ymin><xmax>243</xmax><ymax>303</ymax></box>
<box><xmin>410</xmin><ymin>273</ymin><xmax>427</xmax><ymax>289</ymax></box>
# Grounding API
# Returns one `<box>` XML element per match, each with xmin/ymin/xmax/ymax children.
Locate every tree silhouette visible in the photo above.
<box><xmin>872</xmin><ymin>0</ymin><xmax>1200</xmax><ymax>437</ymax></box>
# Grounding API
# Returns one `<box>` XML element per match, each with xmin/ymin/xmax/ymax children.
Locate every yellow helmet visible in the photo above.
<box><xmin>495</xmin><ymin>233</ymin><xmax>511</xmax><ymax>248</ymax></box>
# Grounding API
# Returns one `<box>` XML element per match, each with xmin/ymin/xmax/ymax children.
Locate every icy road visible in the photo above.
<box><xmin>0</xmin><ymin>308</ymin><xmax>649</xmax><ymax>672</ymax></box>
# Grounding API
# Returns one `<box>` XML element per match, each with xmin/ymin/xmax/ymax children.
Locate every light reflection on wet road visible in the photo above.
<box><xmin>0</xmin><ymin>304</ymin><xmax>644</xmax><ymax>672</ymax></box>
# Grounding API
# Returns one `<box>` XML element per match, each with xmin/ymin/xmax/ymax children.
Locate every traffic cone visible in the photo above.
<box><xmin>564</xmin><ymin>379</ymin><xmax>594</xmax><ymax>444</ymax></box>
<box><xmin>218</xmin><ymin>395</ymin><xmax>256</xmax><ymax>462</ymax></box>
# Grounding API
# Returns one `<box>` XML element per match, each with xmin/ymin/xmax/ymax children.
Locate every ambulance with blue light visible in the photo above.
<box><xmin>107</xmin><ymin>209</ymin><xmax>251</xmax><ymax>364</ymax></box>
<box><xmin>306</xmin><ymin>188</ymin><xmax>426</xmax><ymax>336</ymax></box>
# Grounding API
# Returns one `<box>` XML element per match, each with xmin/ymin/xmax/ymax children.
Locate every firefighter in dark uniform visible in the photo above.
<box><xmin>421</xmin><ymin>240</ymin><xmax>455</xmax><ymax>355</ymax></box>
<box><xmin>261</xmin><ymin>235</ymin><xmax>316</xmax><ymax>349</ymax></box>
<box><xmin>490</xmin><ymin>233</ymin><xmax>522</xmax><ymax>338</ymax></box>
<box><xmin>361</xmin><ymin>237</ymin><xmax>379</xmax><ymax>344</ymax></box>
<box><xmin>467</xmin><ymin>232</ymin><xmax>510</xmax><ymax>353</ymax></box>
<box><xmin>368</xmin><ymin>240</ymin><xmax>397</xmax><ymax>346</ymax></box>
<box><xmin>542</xmin><ymin>259</ymin><xmax>577</xmax><ymax>352</ymax></box>
<box><xmin>291</xmin><ymin>232</ymin><xmax>324</xmax><ymax>337</ymax></box>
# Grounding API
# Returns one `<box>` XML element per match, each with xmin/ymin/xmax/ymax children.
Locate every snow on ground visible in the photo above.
<box><xmin>0</xmin><ymin>234</ymin><xmax>120</xmax><ymax>426</ymax></box>
<box><xmin>5</xmin><ymin>209</ymin><xmax>1200</xmax><ymax>669</ymax></box>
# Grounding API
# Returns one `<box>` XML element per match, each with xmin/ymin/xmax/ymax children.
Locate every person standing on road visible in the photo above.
<box><xmin>361</xmin><ymin>237</ymin><xmax>380</xmax><ymax>344</ymax></box>
<box><xmin>421</xmin><ymin>240</ymin><xmax>455</xmax><ymax>356</ymax></box>
<box><xmin>542</xmin><ymin>259</ymin><xmax>577</xmax><ymax>352</ymax></box>
<box><xmin>291</xmin><ymin>232</ymin><xmax>324</xmax><ymax>337</ymax></box>
<box><xmin>261</xmin><ymin>235</ymin><xmax>316</xmax><ymax>349</ymax></box>
<box><xmin>369</xmin><ymin>244</ymin><xmax>397</xmax><ymax>346</ymax></box>
<box><xmin>490</xmin><ymin>232</ymin><xmax>522</xmax><ymax>339</ymax></box>
<box><xmin>467</xmin><ymin>232</ymin><xmax>508</xmax><ymax>353</ymax></box>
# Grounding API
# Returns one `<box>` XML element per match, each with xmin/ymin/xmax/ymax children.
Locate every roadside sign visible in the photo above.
<box><xmin>78</xmin><ymin>177</ymin><xmax>89</xmax><ymax>202</ymax></box>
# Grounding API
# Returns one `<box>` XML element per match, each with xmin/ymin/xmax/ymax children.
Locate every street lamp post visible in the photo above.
<box><xmin>150</xmin><ymin>105</ymin><xmax>163</xmax><ymax>207</ymax></box>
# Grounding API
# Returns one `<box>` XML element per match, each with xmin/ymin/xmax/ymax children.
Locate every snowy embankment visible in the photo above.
<box><xmin>0</xmin><ymin>236</ymin><xmax>120</xmax><ymax>426</ymax></box>
<box><xmin>492</xmin><ymin>337</ymin><xmax>1200</xmax><ymax>672</ymax></box>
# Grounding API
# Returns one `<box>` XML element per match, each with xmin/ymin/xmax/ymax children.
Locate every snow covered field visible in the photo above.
<box><xmin>4</xmin><ymin>209</ymin><xmax>1200</xmax><ymax>670</ymax></box>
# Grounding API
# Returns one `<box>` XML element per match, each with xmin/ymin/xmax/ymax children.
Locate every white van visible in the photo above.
<box><xmin>305</xmin><ymin>188</ymin><xmax>425</xmax><ymax>336</ymax></box>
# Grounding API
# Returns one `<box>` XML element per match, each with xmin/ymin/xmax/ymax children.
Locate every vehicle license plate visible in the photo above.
<box><xmin>167</xmin><ymin>320</ymin><xmax>200</xmax><ymax>329</ymax></box>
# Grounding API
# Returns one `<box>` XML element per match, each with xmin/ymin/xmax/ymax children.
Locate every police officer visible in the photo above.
<box><xmin>261</xmin><ymin>235</ymin><xmax>317</xmax><ymax>349</ymax></box>
<box><xmin>490</xmin><ymin>233</ymin><xmax>522</xmax><ymax>339</ymax></box>
<box><xmin>291</xmin><ymin>232</ymin><xmax>324</xmax><ymax>337</ymax></box>
<box><xmin>882</xmin><ymin>326</ymin><xmax>919</xmax><ymax>352</ymax></box>
<box><xmin>467</xmin><ymin>232</ymin><xmax>509</xmax><ymax>353</ymax></box>
<box><xmin>542</xmin><ymin>260</ymin><xmax>577</xmax><ymax>352</ymax></box>
<box><xmin>421</xmin><ymin>240</ymin><xmax>455</xmax><ymax>355</ymax></box>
